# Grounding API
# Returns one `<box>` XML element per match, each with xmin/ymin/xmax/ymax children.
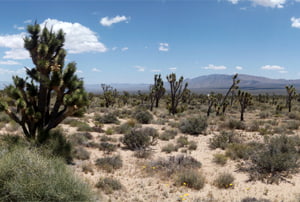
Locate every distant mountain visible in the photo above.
<box><xmin>186</xmin><ymin>74</ymin><xmax>300</xmax><ymax>94</ymax></box>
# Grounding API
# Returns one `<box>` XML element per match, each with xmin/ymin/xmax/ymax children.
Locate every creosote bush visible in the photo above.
<box><xmin>159</xmin><ymin>129</ymin><xmax>178</xmax><ymax>141</ymax></box>
<box><xmin>175</xmin><ymin>169</ymin><xmax>205</xmax><ymax>190</ymax></box>
<box><xmin>95</xmin><ymin>155</ymin><xmax>123</xmax><ymax>172</ymax></box>
<box><xmin>179</xmin><ymin>116</ymin><xmax>207</xmax><ymax>135</ymax></box>
<box><xmin>213</xmin><ymin>153</ymin><xmax>228</xmax><ymax>165</ymax></box>
<box><xmin>214</xmin><ymin>172</ymin><xmax>235</xmax><ymax>189</ymax></box>
<box><xmin>209</xmin><ymin>131</ymin><xmax>239</xmax><ymax>150</ymax></box>
<box><xmin>95</xmin><ymin>113</ymin><xmax>120</xmax><ymax>124</ymax></box>
<box><xmin>0</xmin><ymin>147</ymin><xmax>92</xmax><ymax>201</ymax></box>
<box><xmin>122</xmin><ymin>127</ymin><xmax>158</xmax><ymax>150</ymax></box>
<box><xmin>133</xmin><ymin>109</ymin><xmax>153</xmax><ymax>124</ymax></box>
<box><xmin>96</xmin><ymin>177</ymin><xmax>122</xmax><ymax>194</ymax></box>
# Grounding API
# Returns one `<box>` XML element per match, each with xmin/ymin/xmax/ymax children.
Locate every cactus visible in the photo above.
<box><xmin>237</xmin><ymin>90</ymin><xmax>252</xmax><ymax>121</ymax></box>
<box><xmin>0</xmin><ymin>23</ymin><xmax>88</xmax><ymax>143</ymax></box>
<box><xmin>149</xmin><ymin>74</ymin><xmax>165</xmax><ymax>111</ymax></box>
<box><xmin>285</xmin><ymin>85</ymin><xmax>296</xmax><ymax>112</ymax></box>
<box><xmin>166</xmin><ymin>73</ymin><xmax>188</xmax><ymax>115</ymax></box>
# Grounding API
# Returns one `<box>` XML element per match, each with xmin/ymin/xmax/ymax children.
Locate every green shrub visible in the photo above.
<box><xmin>96</xmin><ymin>177</ymin><xmax>122</xmax><ymax>194</ymax></box>
<box><xmin>100</xmin><ymin>135</ymin><xmax>117</xmax><ymax>142</ymax></box>
<box><xmin>98</xmin><ymin>142</ymin><xmax>117</xmax><ymax>154</ymax></box>
<box><xmin>105</xmin><ymin>127</ymin><xmax>114</xmax><ymax>135</ymax></box>
<box><xmin>188</xmin><ymin>141</ymin><xmax>198</xmax><ymax>150</ymax></box>
<box><xmin>73</xmin><ymin>147</ymin><xmax>90</xmax><ymax>160</ymax></box>
<box><xmin>133</xmin><ymin>109</ymin><xmax>153</xmax><ymax>124</ymax></box>
<box><xmin>115</xmin><ymin>120</ymin><xmax>138</xmax><ymax>134</ymax></box>
<box><xmin>176</xmin><ymin>136</ymin><xmax>189</xmax><ymax>148</ymax></box>
<box><xmin>0</xmin><ymin>147</ymin><xmax>92</xmax><ymax>201</ymax></box>
<box><xmin>251</xmin><ymin>135</ymin><xmax>300</xmax><ymax>182</ymax></box>
<box><xmin>159</xmin><ymin>129</ymin><xmax>178</xmax><ymax>141</ymax></box>
<box><xmin>241</xmin><ymin>197</ymin><xmax>271</xmax><ymax>202</ymax></box>
<box><xmin>68</xmin><ymin>132</ymin><xmax>90</xmax><ymax>146</ymax></box>
<box><xmin>95</xmin><ymin>155</ymin><xmax>123</xmax><ymax>172</ymax></box>
<box><xmin>214</xmin><ymin>172</ymin><xmax>235</xmax><ymax>189</ymax></box>
<box><xmin>179</xmin><ymin>116</ymin><xmax>207</xmax><ymax>135</ymax></box>
<box><xmin>175</xmin><ymin>169</ymin><xmax>205</xmax><ymax>190</ymax></box>
<box><xmin>259</xmin><ymin>111</ymin><xmax>269</xmax><ymax>119</ymax></box>
<box><xmin>209</xmin><ymin>131</ymin><xmax>239</xmax><ymax>150</ymax></box>
<box><xmin>122</xmin><ymin>127</ymin><xmax>158</xmax><ymax>150</ymax></box>
<box><xmin>285</xmin><ymin>120</ymin><xmax>300</xmax><ymax>130</ymax></box>
<box><xmin>212</xmin><ymin>153</ymin><xmax>227</xmax><ymax>165</ymax></box>
<box><xmin>162</xmin><ymin>143</ymin><xmax>178</xmax><ymax>153</ymax></box>
<box><xmin>95</xmin><ymin>113</ymin><xmax>120</xmax><ymax>124</ymax></box>
<box><xmin>225</xmin><ymin>143</ymin><xmax>254</xmax><ymax>160</ymax></box>
<box><xmin>226</xmin><ymin>119</ymin><xmax>245</xmax><ymax>130</ymax></box>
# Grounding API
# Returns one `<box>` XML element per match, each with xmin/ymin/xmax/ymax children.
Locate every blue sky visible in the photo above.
<box><xmin>1</xmin><ymin>0</ymin><xmax>300</xmax><ymax>84</ymax></box>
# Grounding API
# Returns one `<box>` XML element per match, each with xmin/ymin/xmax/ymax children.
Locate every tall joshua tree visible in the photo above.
<box><xmin>237</xmin><ymin>90</ymin><xmax>252</xmax><ymax>121</ymax></box>
<box><xmin>149</xmin><ymin>74</ymin><xmax>165</xmax><ymax>111</ymax></box>
<box><xmin>0</xmin><ymin>23</ymin><xmax>88</xmax><ymax>143</ymax></box>
<box><xmin>101</xmin><ymin>84</ymin><xmax>118</xmax><ymax>108</ymax></box>
<box><xmin>166</xmin><ymin>73</ymin><xmax>188</xmax><ymax>115</ymax></box>
<box><xmin>286</xmin><ymin>85</ymin><xmax>296</xmax><ymax>112</ymax></box>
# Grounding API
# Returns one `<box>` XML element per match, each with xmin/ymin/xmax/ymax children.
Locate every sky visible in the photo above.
<box><xmin>1</xmin><ymin>0</ymin><xmax>300</xmax><ymax>84</ymax></box>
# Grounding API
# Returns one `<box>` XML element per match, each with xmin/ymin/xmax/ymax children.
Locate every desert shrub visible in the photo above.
<box><xmin>247</xmin><ymin>120</ymin><xmax>260</xmax><ymax>132</ymax></box>
<box><xmin>225</xmin><ymin>143</ymin><xmax>254</xmax><ymax>160</ymax></box>
<box><xmin>285</xmin><ymin>120</ymin><xmax>300</xmax><ymax>130</ymax></box>
<box><xmin>95</xmin><ymin>113</ymin><xmax>120</xmax><ymax>124</ymax></box>
<box><xmin>0</xmin><ymin>134</ymin><xmax>29</xmax><ymax>150</ymax></box>
<box><xmin>0</xmin><ymin>147</ymin><xmax>92</xmax><ymax>201</ymax></box>
<box><xmin>209</xmin><ymin>131</ymin><xmax>239</xmax><ymax>150</ymax></box>
<box><xmin>99</xmin><ymin>135</ymin><xmax>116</xmax><ymax>142</ymax></box>
<box><xmin>98</xmin><ymin>142</ymin><xmax>117</xmax><ymax>154</ymax></box>
<box><xmin>147</xmin><ymin>155</ymin><xmax>201</xmax><ymax>177</ymax></box>
<box><xmin>122</xmin><ymin>127</ymin><xmax>158</xmax><ymax>150</ymax></box>
<box><xmin>73</xmin><ymin>147</ymin><xmax>90</xmax><ymax>160</ymax></box>
<box><xmin>82</xmin><ymin>162</ymin><xmax>94</xmax><ymax>174</ymax></box>
<box><xmin>65</xmin><ymin>119</ymin><xmax>94</xmax><ymax>132</ymax></box>
<box><xmin>162</xmin><ymin>143</ymin><xmax>178</xmax><ymax>153</ymax></box>
<box><xmin>68</xmin><ymin>132</ymin><xmax>90</xmax><ymax>146</ymax></box>
<box><xmin>175</xmin><ymin>169</ymin><xmax>205</xmax><ymax>190</ymax></box>
<box><xmin>225</xmin><ymin>119</ymin><xmax>246</xmax><ymax>130</ymax></box>
<box><xmin>287</xmin><ymin>112</ymin><xmax>300</xmax><ymax>120</ymax></box>
<box><xmin>133</xmin><ymin>109</ymin><xmax>153</xmax><ymax>124</ymax></box>
<box><xmin>134</xmin><ymin>149</ymin><xmax>152</xmax><ymax>159</ymax></box>
<box><xmin>95</xmin><ymin>155</ymin><xmax>123</xmax><ymax>172</ymax></box>
<box><xmin>250</xmin><ymin>135</ymin><xmax>300</xmax><ymax>183</ymax></box>
<box><xmin>168</xmin><ymin>121</ymin><xmax>180</xmax><ymax>128</ymax></box>
<box><xmin>179</xmin><ymin>116</ymin><xmax>207</xmax><ymax>135</ymax></box>
<box><xmin>188</xmin><ymin>141</ymin><xmax>198</xmax><ymax>150</ymax></box>
<box><xmin>105</xmin><ymin>127</ymin><xmax>114</xmax><ymax>135</ymax></box>
<box><xmin>241</xmin><ymin>197</ymin><xmax>271</xmax><ymax>202</ymax></box>
<box><xmin>115</xmin><ymin>120</ymin><xmax>138</xmax><ymax>134</ymax></box>
<box><xmin>214</xmin><ymin>172</ymin><xmax>235</xmax><ymax>189</ymax></box>
<box><xmin>96</xmin><ymin>177</ymin><xmax>122</xmax><ymax>194</ymax></box>
<box><xmin>159</xmin><ymin>129</ymin><xmax>178</xmax><ymax>141</ymax></box>
<box><xmin>0</xmin><ymin>112</ymin><xmax>10</xmax><ymax>123</ymax></box>
<box><xmin>212</xmin><ymin>153</ymin><xmax>227</xmax><ymax>165</ymax></box>
<box><xmin>41</xmin><ymin>130</ymin><xmax>73</xmax><ymax>163</ymax></box>
<box><xmin>176</xmin><ymin>136</ymin><xmax>189</xmax><ymax>148</ymax></box>
<box><xmin>259</xmin><ymin>111</ymin><xmax>269</xmax><ymax>119</ymax></box>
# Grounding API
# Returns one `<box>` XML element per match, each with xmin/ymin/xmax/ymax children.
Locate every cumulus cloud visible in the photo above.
<box><xmin>279</xmin><ymin>70</ymin><xmax>288</xmax><ymax>73</ymax></box>
<box><xmin>41</xmin><ymin>18</ymin><xmax>107</xmax><ymax>54</ymax></box>
<box><xmin>0</xmin><ymin>60</ymin><xmax>20</xmax><ymax>65</ymax></box>
<box><xmin>261</xmin><ymin>65</ymin><xmax>284</xmax><ymax>70</ymax></box>
<box><xmin>203</xmin><ymin>64</ymin><xmax>227</xmax><ymax>70</ymax></box>
<box><xmin>100</xmin><ymin>15</ymin><xmax>129</xmax><ymax>27</ymax></box>
<box><xmin>291</xmin><ymin>17</ymin><xmax>300</xmax><ymax>28</ymax></box>
<box><xmin>0</xmin><ymin>67</ymin><xmax>24</xmax><ymax>75</ymax></box>
<box><xmin>92</xmin><ymin>68</ymin><xmax>101</xmax><ymax>72</ymax></box>
<box><xmin>235</xmin><ymin>66</ymin><xmax>243</xmax><ymax>70</ymax></box>
<box><xmin>169</xmin><ymin>67</ymin><xmax>177</xmax><ymax>71</ymax></box>
<box><xmin>159</xmin><ymin>43</ymin><xmax>169</xmax><ymax>52</ymax></box>
<box><xmin>13</xmin><ymin>25</ymin><xmax>25</xmax><ymax>30</ymax></box>
<box><xmin>0</xmin><ymin>19</ymin><xmax>107</xmax><ymax>60</ymax></box>
<box><xmin>151</xmin><ymin>69</ymin><xmax>161</xmax><ymax>72</ymax></box>
<box><xmin>134</xmin><ymin>66</ymin><xmax>145</xmax><ymax>72</ymax></box>
<box><xmin>24</xmin><ymin>19</ymin><xmax>32</xmax><ymax>24</ymax></box>
<box><xmin>121</xmin><ymin>47</ymin><xmax>128</xmax><ymax>51</ymax></box>
<box><xmin>227</xmin><ymin>0</ymin><xmax>286</xmax><ymax>8</ymax></box>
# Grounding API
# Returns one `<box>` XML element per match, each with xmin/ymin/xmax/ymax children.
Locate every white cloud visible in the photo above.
<box><xmin>13</xmin><ymin>25</ymin><xmax>25</xmax><ymax>30</ymax></box>
<box><xmin>3</xmin><ymin>49</ymin><xmax>29</xmax><ymax>60</ymax></box>
<box><xmin>92</xmin><ymin>68</ymin><xmax>101</xmax><ymax>72</ymax></box>
<box><xmin>24</xmin><ymin>19</ymin><xmax>32</xmax><ymax>24</ymax></box>
<box><xmin>228</xmin><ymin>0</ymin><xmax>239</xmax><ymax>4</ymax></box>
<box><xmin>76</xmin><ymin>70</ymin><xmax>83</xmax><ymax>74</ymax></box>
<box><xmin>291</xmin><ymin>17</ymin><xmax>300</xmax><ymax>28</ymax></box>
<box><xmin>227</xmin><ymin>0</ymin><xmax>286</xmax><ymax>8</ymax></box>
<box><xmin>121</xmin><ymin>47</ymin><xmax>128</xmax><ymax>51</ymax></box>
<box><xmin>0</xmin><ymin>67</ymin><xmax>24</xmax><ymax>75</ymax></box>
<box><xmin>159</xmin><ymin>43</ymin><xmax>169</xmax><ymax>51</ymax></box>
<box><xmin>41</xmin><ymin>18</ymin><xmax>107</xmax><ymax>54</ymax></box>
<box><xmin>0</xmin><ymin>60</ymin><xmax>20</xmax><ymax>65</ymax></box>
<box><xmin>151</xmin><ymin>69</ymin><xmax>161</xmax><ymax>72</ymax></box>
<box><xmin>169</xmin><ymin>67</ymin><xmax>177</xmax><ymax>71</ymax></box>
<box><xmin>279</xmin><ymin>70</ymin><xmax>288</xmax><ymax>73</ymax></box>
<box><xmin>134</xmin><ymin>66</ymin><xmax>145</xmax><ymax>72</ymax></box>
<box><xmin>0</xmin><ymin>33</ymin><xmax>25</xmax><ymax>49</ymax></box>
<box><xmin>100</xmin><ymin>15</ymin><xmax>129</xmax><ymax>27</ymax></box>
<box><xmin>236</xmin><ymin>66</ymin><xmax>243</xmax><ymax>70</ymax></box>
<box><xmin>203</xmin><ymin>64</ymin><xmax>227</xmax><ymax>70</ymax></box>
<box><xmin>261</xmin><ymin>65</ymin><xmax>284</xmax><ymax>70</ymax></box>
<box><xmin>112</xmin><ymin>47</ymin><xmax>118</xmax><ymax>51</ymax></box>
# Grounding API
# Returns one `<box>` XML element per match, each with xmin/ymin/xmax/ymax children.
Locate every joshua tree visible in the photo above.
<box><xmin>101</xmin><ymin>84</ymin><xmax>118</xmax><ymax>108</ymax></box>
<box><xmin>0</xmin><ymin>23</ymin><xmax>88</xmax><ymax>143</ymax></box>
<box><xmin>237</xmin><ymin>90</ymin><xmax>252</xmax><ymax>121</ymax></box>
<box><xmin>166</xmin><ymin>73</ymin><xmax>188</xmax><ymax>115</ymax></box>
<box><xmin>285</xmin><ymin>85</ymin><xmax>296</xmax><ymax>112</ymax></box>
<box><xmin>218</xmin><ymin>73</ymin><xmax>239</xmax><ymax>115</ymax></box>
<box><xmin>207</xmin><ymin>93</ymin><xmax>217</xmax><ymax>117</ymax></box>
<box><xmin>149</xmin><ymin>74</ymin><xmax>165</xmax><ymax>111</ymax></box>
